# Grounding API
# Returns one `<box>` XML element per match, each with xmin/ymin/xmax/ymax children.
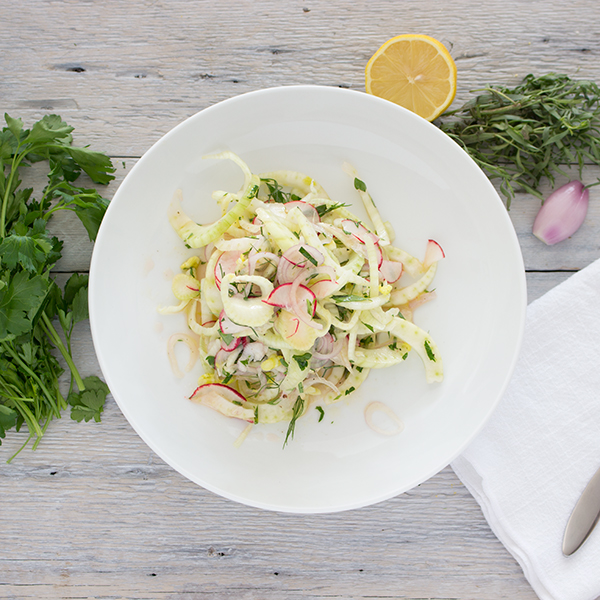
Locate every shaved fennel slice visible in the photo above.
<box><xmin>219</xmin><ymin>273</ymin><xmax>274</xmax><ymax>327</ymax></box>
<box><xmin>168</xmin><ymin>175</ymin><xmax>260</xmax><ymax>248</ymax></box>
<box><xmin>254</xmin><ymin>207</ymin><xmax>299</xmax><ymax>252</ymax></box>
<box><xmin>385</xmin><ymin>245</ymin><xmax>423</xmax><ymax>278</ymax></box>
<box><xmin>258</xmin><ymin>170</ymin><xmax>330</xmax><ymax>198</ymax></box>
<box><xmin>390</xmin><ymin>317</ymin><xmax>443</xmax><ymax>383</ymax></box>
<box><xmin>352</xmin><ymin>345</ymin><xmax>410</xmax><ymax>369</ymax></box>
<box><xmin>389</xmin><ymin>263</ymin><xmax>437</xmax><ymax>306</ymax></box>
<box><xmin>322</xmin><ymin>367</ymin><xmax>370</xmax><ymax>405</ymax></box>
<box><xmin>342</xmin><ymin>162</ymin><xmax>390</xmax><ymax>245</ymax></box>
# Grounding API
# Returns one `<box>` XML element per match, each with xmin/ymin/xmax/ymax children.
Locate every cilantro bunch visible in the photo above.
<box><xmin>0</xmin><ymin>113</ymin><xmax>113</xmax><ymax>460</ymax></box>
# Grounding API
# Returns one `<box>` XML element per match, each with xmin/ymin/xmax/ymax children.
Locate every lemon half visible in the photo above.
<box><xmin>365</xmin><ymin>34</ymin><xmax>457</xmax><ymax>121</ymax></box>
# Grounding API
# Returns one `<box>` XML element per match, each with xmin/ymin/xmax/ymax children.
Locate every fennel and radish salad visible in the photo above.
<box><xmin>160</xmin><ymin>152</ymin><xmax>444</xmax><ymax>445</ymax></box>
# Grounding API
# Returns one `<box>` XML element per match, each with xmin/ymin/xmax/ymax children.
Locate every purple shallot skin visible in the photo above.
<box><xmin>532</xmin><ymin>181</ymin><xmax>589</xmax><ymax>245</ymax></box>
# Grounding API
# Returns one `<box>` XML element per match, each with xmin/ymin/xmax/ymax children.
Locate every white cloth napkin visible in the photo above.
<box><xmin>451</xmin><ymin>258</ymin><xmax>600</xmax><ymax>600</ymax></box>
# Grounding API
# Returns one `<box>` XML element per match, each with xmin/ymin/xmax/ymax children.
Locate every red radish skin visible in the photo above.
<box><xmin>379</xmin><ymin>260</ymin><xmax>403</xmax><ymax>283</ymax></box>
<box><xmin>340</xmin><ymin>219</ymin><xmax>379</xmax><ymax>244</ymax></box>
<box><xmin>263</xmin><ymin>283</ymin><xmax>317</xmax><ymax>315</ymax></box>
<box><xmin>423</xmin><ymin>240</ymin><xmax>445</xmax><ymax>270</ymax></box>
<box><xmin>285</xmin><ymin>201</ymin><xmax>320</xmax><ymax>223</ymax></box>
<box><xmin>214</xmin><ymin>251</ymin><xmax>242</xmax><ymax>290</ymax></box>
<box><xmin>190</xmin><ymin>383</ymin><xmax>247</xmax><ymax>402</ymax></box>
<box><xmin>219</xmin><ymin>310</ymin><xmax>251</xmax><ymax>335</ymax></box>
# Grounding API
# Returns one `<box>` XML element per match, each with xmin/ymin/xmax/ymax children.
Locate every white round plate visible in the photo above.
<box><xmin>89</xmin><ymin>86</ymin><xmax>526</xmax><ymax>513</ymax></box>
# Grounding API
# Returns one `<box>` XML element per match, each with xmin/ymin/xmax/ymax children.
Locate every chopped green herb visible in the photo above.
<box><xmin>254</xmin><ymin>405</ymin><xmax>259</xmax><ymax>424</ymax></box>
<box><xmin>356</xmin><ymin>366</ymin><xmax>363</xmax><ymax>373</ymax></box>
<box><xmin>231</xmin><ymin>400</ymin><xmax>243</xmax><ymax>406</ymax></box>
<box><xmin>316</xmin><ymin>202</ymin><xmax>350</xmax><ymax>218</ymax></box>
<box><xmin>283</xmin><ymin>396</ymin><xmax>305</xmax><ymax>447</ymax></box>
<box><xmin>363</xmin><ymin>322</ymin><xmax>374</xmax><ymax>332</ymax></box>
<box><xmin>222</xmin><ymin>372</ymin><xmax>233</xmax><ymax>385</ymax></box>
<box><xmin>298</xmin><ymin>382</ymin><xmax>304</xmax><ymax>393</ymax></box>
<box><xmin>206</xmin><ymin>355</ymin><xmax>216</xmax><ymax>367</ymax></box>
<box><xmin>344</xmin><ymin>386</ymin><xmax>356</xmax><ymax>396</ymax></box>
<box><xmin>424</xmin><ymin>340</ymin><xmax>436</xmax><ymax>361</ymax></box>
<box><xmin>218</xmin><ymin>330</ymin><xmax>234</xmax><ymax>345</ymax></box>
<box><xmin>293</xmin><ymin>353</ymin><xmax>312</xmax><ymax>371</ymax></box>
<box><xmin>315</xmin><ymin>406</ymin><xmax>325</xmax><ymax>422</ymax></box>
<box><xmin>299</xmin><ymin>246</ymin><xmax>318</xmax><ymax>266</ymax></box>
<box><xmin>354</xmin><ymin>177</ymin><xmax>367</xmax><ymax>192</ymax></box>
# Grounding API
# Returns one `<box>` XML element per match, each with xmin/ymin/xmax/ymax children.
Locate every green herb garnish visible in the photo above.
<box><xmin>292</xmin><ymin>353</ymin><xmax>312</xmax><ymax>371</ymax></box>
<box><xmin>218</xmin><ymin>330</ymin><xmax>234</xmax><ymax>346</ymax></box>
<box><xmin>353</xmin><ymin>177</ymin><xmax>367</xmax><ymax>192</ymax></box>
<box><xmin>298</xmin><ymin>246</ymin><xmax>318</xmax><ymax>266</ymax></box>
<box><xmin>283</xmin><ymin>396</ymin><xmax>305</xmax><ymax>447</ymax></box>
<box><xmin>260</xmin><ymin>177</ymin><xmax>299</xmax><ymax>204</ymax></box>
<box><xmin>316</xmin><ymin>202</ymin><xmax>350</xmax><ymax>218</ymax></box>
<box><xmin>438</xmin><ymin>73</ymin><xmax>600</xmax><ymax>207</ymax></box>
<box><xmin>0</xmin><ymin>113</ymin><xmax>114</xmax><ymax>458</ymax></box>
<box><xmin>424</xmin><ymin>340</ymin><xmax>436</xmax><ymax>361</ymax></box>
<box><xmin>315</xmin><ymin>406</ymin><xmax>324</xmax><ymax>422</ymax></box>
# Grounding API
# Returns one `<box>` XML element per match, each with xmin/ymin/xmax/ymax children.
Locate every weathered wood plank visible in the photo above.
<box><xmin>1</xmin><ymin>0</ymin><xmax>600</xmax><ymax>155</ymax></box>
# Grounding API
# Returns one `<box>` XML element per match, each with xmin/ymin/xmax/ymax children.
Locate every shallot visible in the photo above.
<box><xmin>533</xmin><ymin>181</ymin><xmax>589</xmax><ymax>245</ymax></box>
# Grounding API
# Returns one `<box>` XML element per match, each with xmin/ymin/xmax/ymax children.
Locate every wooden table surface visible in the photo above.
<box><xmin>2</xmin><ymin>1</ymin><xmax>600</xmax><ymax>598</ymax></box>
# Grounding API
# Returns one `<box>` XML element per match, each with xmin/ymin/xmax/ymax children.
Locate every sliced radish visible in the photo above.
<box><xmin>276</xmin><ymin>244</ymin><xmax>324</xmax><ymax>284</ymax></box>
<box><xmin>263</xmin><ymin>282</ymin><xmax>315</xmax><ymax>314</ymax></box>
<box><xmin>340</xmin><ymin>219</ymin><xmax>379</xmax><ymax>244</ymax></box>
<box><xmin>214</xmin><ymin>250</ymin><xmax>242</xmax><ymax>290</ymax></box>
<box><xmin>220</xmin><ymin>335</ymin><xmax>243</xmax><ymax>352</ymax></box>
<box><xmin>219</xmin><ymin>310</ymin><xmax>252</xmax><ymax>335</ymax></box>
<box><xmin>274</xmin><ymin>309</ymin><xmax>320</xmax><ymax>351</ymax></box>
<box><xmin>190</xmin><ymin>384</ymin><xmax>254</xmax><ymax>421</ymax></box>
<box><xmin>285</xmin><ymin>201</ymin><xmax>320</xmax><ymax>223</ymax></box>
<box><xmin>289</xmin><ymin>275</ymin><xmax>320</xmax><ymax>329</ymax></box>
<box><xmin>423</xmin><ymin>239</ymin><xmax>445</xmax><ymax>270</ymax></box>
<box><xmin>310</xmin><ymin>278</ymin><xmax>339</xmax><ymax>299</ymax></box>
<box><xmin>379</xmin><ymin>259</ymin><xmax>403</xmax><ymax>283</ymax></box>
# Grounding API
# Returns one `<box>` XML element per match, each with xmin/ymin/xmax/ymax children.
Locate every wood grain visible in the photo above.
<box><xmin>2</xmin><ymin>0</ymin><xmax>600</xmax><ymax>598</ymax></box>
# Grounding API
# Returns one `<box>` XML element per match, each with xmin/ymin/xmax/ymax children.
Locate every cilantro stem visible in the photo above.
<box><xmin>40</xmin><ymin>313</ymin><xmax>86</xmax><ymax>393</ymax></box>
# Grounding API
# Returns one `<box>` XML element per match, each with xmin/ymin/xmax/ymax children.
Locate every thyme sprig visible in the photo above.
<box><xmin>438</xmin><ymin>73</ymin><xmax>600</xmax><ymax>207</ymax></box>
